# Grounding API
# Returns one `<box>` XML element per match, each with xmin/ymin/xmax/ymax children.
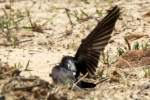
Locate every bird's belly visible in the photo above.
<box><xmin>52</xmin><ymin>67</ymin><xmax>75</xmax><ymax>85</ymax></box>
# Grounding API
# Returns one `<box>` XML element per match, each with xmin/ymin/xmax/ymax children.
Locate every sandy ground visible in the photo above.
<box><xmin>0</xmin><ymin>0</ymin><xmax>150</xmax><ymax>100</ymax></box>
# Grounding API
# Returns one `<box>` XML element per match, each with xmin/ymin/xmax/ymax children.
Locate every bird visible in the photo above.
<box><xmin>0</xmin><ymin>95</ymin><xmax>5</xmax><ymax>100</ymax></box>
<box><xmin>50</xmin><ymin>6</ymin><xmax>120</xmax><ymax>88</ymax></box>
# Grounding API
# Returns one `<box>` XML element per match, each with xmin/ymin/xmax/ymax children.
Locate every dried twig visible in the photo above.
<box><xmin>0</xmin><ymin>39</ymin><xmax>32</xmax><ymax>46</ymax></box>
<box><xmin>26</xmin><ymin>9</ymin><xmax>43</xmax><ymax>33</ymax></box>
<box><xmin>120</xmin><ymin>58</ymin><xmax>133</xmax><ymax>68</ymax></box>
<box><xmin>26</xmin><ymin>9</ymin><xmax>34</xmax><ymax>29</ymax></box>
<box><xmin>71</xmin><ymin>73</ymin><xmax>88</xmax><ymax>90</ymax></box>
<box><xmin>65</xmin><ymin>8</ymin><xmax>74</xmax><ymax>29</ymax></box>
<box><xmin>95</xmin><ymin>77</ymin><xmax>109</xmax><ymax>85</ymax></box>
<box><xmin>124</xmin><ymin>37</ymin><xmax>131</xmax><ymax>50</ymax></box>
<box><xmin>0</xmin><ymin>69</ymin><xmax>17</xmax><ymax>78</ymax></box>
<box><xmin>14</xmin><ymin>84</ymin><xmax>41</xmax><ymax>91</ymax></box>
<box><xmin>24</xmin><ymin>60</ymin><xmax>31</xmax><ymax>71</ymax></box>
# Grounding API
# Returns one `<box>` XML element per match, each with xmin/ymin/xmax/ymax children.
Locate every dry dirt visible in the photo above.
<box><xmin>0</xmin><ymin>0</ymin><xmax>150</xmax><ymax>100</ymax></box>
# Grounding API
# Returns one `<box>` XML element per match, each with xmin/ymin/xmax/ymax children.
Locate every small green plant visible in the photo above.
<box><xmin>141</xmin><ymin>41</ymin><xmax>149</xmax><ymax>50</ymax></box>
<box><xmin>66</xmin><ymin>40</ymin><xmax>77</xmax><ymax>50</ymax></box>
<box><xmin>72</xmin><ymin>10</ymin><xmax>81</xmax><ymax>22</ymax></box>
<box><xmin>143</xmin><ymin>66</ymin><xmax>150</xmax><ymax>78</ymax></box>
<box><xmin>0</xmin><ymin>8</ymin><xmax>24</xmax><ymax>47</ymax></box>
<box><xmin>65</xmin><ymin>8</ymin><xmax>74</xmax><ymax>29</ymax></box>
<box><xmin>14</xmin><ymin>62</ymin><xmax>24</xmax><ymax>69</ymax></box>
<box><xmin>96</xmin><ymin>8</ymin><xmax>102</xmax><ymax>17</ymax></box>
<box><xmin>132</xmin><ymin>41</ymin><xmax>149</xmax><ymax>50</ymax></box>
<box><xmin>11</xmin><ymin>34</ymin><xmax>19</xmax><ymax>48</ymax></box>
<box><xmin>117</xmin><ymin>37</ymin><xmax>149</xmax><ymax>56</ymax></box>
<box><xmin>117</xmin><ymin>47</ymin><xmax>126</xmax><ymax>56</ymax></box>
<box><xmin>96</xmin><ymin>67</ymin><xmax>104</xmax><ymax>78</ymax></box>
<box><xmin>14</xmin><ymin>60</ymin><xmax>32</xmax><ymax>72</ymax></box>
<box><xmin>133</xmin><ymin>42</ymin><xmax>140</xmax><ymax>50</ymax></box>
<box><xmin>100</xmin><ymin>51</ymin><xmax>111</xmax><ymax>67</ymax></box>
<box><xmin>25</xmin><ymin>8</ymin><xmax>46</xmax><ymax>33</ymax></box>
<box><xmin>71</xmin><ymin>9</ymin><xmax>97</xmax><ymax>23</ymax></box>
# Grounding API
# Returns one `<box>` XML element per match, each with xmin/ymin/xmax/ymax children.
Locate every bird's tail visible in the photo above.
<box><xmin>77</xmin><ymin>81</ymin><xmax>96</xmax><ymax>88</ymax></box>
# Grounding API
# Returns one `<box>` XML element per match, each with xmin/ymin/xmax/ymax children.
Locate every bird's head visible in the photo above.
<box><xmin>60</xmin><ymin>56</ymin><xmax>77</xmax><ymax>75</ymax></box>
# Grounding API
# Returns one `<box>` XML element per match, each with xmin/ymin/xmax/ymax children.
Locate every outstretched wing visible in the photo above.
<box><xmin>75</xmin><ymin>6</ymin><xmax>120</xmax><ymax>77</ymax></box>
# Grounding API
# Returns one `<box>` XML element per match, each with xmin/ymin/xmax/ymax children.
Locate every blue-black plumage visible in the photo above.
<box><xmin>51</xmin><ymin>6</ymin><xmax>120</xmax><ymax>88</ymax></box>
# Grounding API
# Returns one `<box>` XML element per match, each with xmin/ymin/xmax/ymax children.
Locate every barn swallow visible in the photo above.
<box><xmin>51</xmin><ymin>6</ymin><xmax>120</xmax><ymax>88</ymax></box>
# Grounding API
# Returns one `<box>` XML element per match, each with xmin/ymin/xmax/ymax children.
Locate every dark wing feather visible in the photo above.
<box><xmin>75</xmin><ymin>6</ymin><xmax>120</xmax><ymax>77</ymax></box>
